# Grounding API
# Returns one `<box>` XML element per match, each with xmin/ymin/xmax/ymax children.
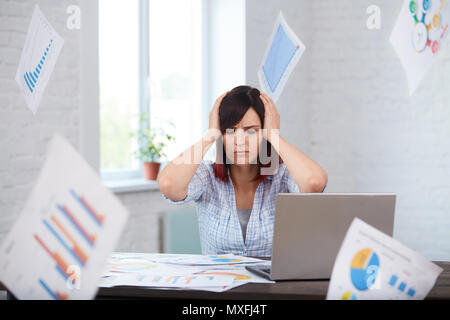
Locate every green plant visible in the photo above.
<box><xmin>131</xmin><ymin>114</ymin><xmax>175</xmax><ymax>163</ymax></box>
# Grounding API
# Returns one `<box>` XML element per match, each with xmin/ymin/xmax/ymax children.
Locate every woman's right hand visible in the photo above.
<box><xmin>208</xmin><ymin>91</ymin><xmax>228</xmax><ymax>140</ymax></box>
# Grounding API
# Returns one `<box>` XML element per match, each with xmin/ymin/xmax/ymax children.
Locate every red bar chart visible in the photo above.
<box><xmin>33</xmin><ymin>188</ymin><xmax>107</xmax><ymax>299</ymax></box>
<box><xmin>0</xmin><ymin>135</ymin><xmax>129</xmax><ymax>299</ymax></box>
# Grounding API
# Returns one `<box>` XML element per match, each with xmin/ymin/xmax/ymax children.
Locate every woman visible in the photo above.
<box><xmin>158</xmin><ymin>85</ymin><xmax>327</xmax><ymax>256</ymax></box>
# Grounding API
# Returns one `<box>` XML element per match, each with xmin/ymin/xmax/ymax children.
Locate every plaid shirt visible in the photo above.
<box><xmin>162</xmin><ymin>160</ymin><xmax>301</xmax><ymax>257</ymax></box>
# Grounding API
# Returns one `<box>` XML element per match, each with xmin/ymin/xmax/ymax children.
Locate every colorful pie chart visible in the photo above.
<box><xmin>350</xmin><ymin>248</ymin><xmax>380</xmax><ymax>291</ymax></box>
<box><xmin>341</xmin><ymin>291</ymin><xmax>357</xmax><ymax>300</ymax></box>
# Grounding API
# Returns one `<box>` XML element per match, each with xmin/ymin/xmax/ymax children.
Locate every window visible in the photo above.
<box><xmin>148</xmin><ymin>0</ymin><xmax>203</xmax><ymax>162</ymax></box>
<box><xmin>99</xmin><ymin>0</ymin><xmax>203</xmax><ymax>179</ymax></box>
<box><xmin>99</xmin><ymin>0</ymin><xmax>245</xmax><ymax>181</ymax></box>
<box><xmin>99</xmin><ymin>0</ymin><xmax>140</xmax><ymax>177</ymax></box>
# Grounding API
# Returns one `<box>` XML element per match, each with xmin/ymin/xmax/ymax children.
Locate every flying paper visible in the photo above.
<box><xmin>0</xmin><ymin>134</ymin><xmax>129</xmax><ymax>299</ymax></box>
<box><xmin>98</xmin><ymin>252</ymin><xmax>273</xmax><ymax>293</ymax></box>
<box><xmin>15</xmin><ymin>5</ymin><xmax>64</xmax><ymax>114</ymax></box>
<box><xmin>326</xmin><ymin>218</ymin><xmax>443</xmax><ymax>300</ymax></box>
<box><xmin>258</xmin><ymin>11</ymin><xmax>305</xmax><ymax>102</ymax></box>
<box><xmin>390</xmin><ymin>0</ymin><xmax>450</xmax><ymax>95</ymax></box>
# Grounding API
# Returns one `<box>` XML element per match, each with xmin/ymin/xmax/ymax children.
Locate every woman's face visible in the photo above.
<box><xmin>222</xmin><ymin>107</ymin><xmax>263</xmax><ymax>165</ymax></box>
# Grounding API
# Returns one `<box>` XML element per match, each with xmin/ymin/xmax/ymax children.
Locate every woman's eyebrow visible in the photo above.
<box><xmin>232</xmin><ymin>125</ymin><xmax>260</xmax><ymax>129</ymax></box>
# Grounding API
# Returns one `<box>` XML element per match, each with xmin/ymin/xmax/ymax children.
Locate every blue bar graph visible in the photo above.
<box><xmin>398</xmin><ymin>282</ymin><xmax>407</xmax><ymax>292</ymax></box>
<box><xmin>57</xmin><ymin>203</ymin><xmax>95</xmax><ymax>247</ymax></box>
<box><xmin>25</xmin><ymin>73</ymin><xmax>34</xmax><ymax>88</ymax></box>
<box><xmin>38</xmin><ymin>278</ymin><xmax>58</xmax><ymax>300</ymax></box>
<box><xmin>172</xmin><ymin>276</ymin><xmax>181</xmax><ymax>284</ymax></box>
<box><xmin>407</xmin><ymin>288</ymin><xmax>416</xmax><ymax>297</ymax></box>
<box><xmin>24</xmin><ymin>75</ymin><xmax>33</xmax><ymax>92</ymax></box>
<box><xmin>23</xmin><ymin>39</ymin><xmax>53</xmax><ymax>94</ymax></box>
<box><xmin>38</xmin><ymin>278</ymin><xmax>67</xmax><ymax>300</ymax></box>
<box><xmin>42</xmin><ymin>219</ymin><xmax>86</xmax><ymax>266</ymax></box>
<box><xmin>388</xmin><ymin>275</ymin><xmax>398</xmax><ymax>286</ymax></box>
<box><xmin>55</xmin><ymin>265</ymin><xmax>69</xmax><ymax>281</ymax></box>
<box><xmin>70</xmin><ymin>189</ymin><xmax>104</xmax><ymax>226</ymax></box>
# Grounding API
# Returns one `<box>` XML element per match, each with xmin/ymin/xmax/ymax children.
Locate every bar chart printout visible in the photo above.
<box><xmin>15</xmin><ymin>5</ymin><xmax>64</xmax><ymax>114</ymax></box>
<box><xmin>0</xmin><ymin>134</ymin><xmax>129</xmax><ymax>299</ymax></box>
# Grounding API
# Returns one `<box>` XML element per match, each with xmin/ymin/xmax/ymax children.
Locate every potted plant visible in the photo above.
<box><xmin>131</xmin><ymin>114</ymin><xmax>175</xmax><ymax>180</ymax></box>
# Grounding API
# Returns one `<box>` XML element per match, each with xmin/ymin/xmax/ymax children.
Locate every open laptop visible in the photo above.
<box><xmin>246</xmin><ymin>193</ymin><xmax>396</xmax><ymax>280</ymax></box>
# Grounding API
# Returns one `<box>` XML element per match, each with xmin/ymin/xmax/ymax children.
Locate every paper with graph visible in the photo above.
<box><xmin>258</xmin><ymin>11</ymin><xmax>305</xmax><ymax>102</ymax></box>
<box><xmin>0</xmin><ymin>134</ymin><xmax>129</xmax><ymax>299</ymax></box>
<box><xmin>98</xmin><ymin>252</ymin><xmax>273</xmax><ymax>292</ymax></box>
<box><xmin>15</xmin><ymin>5</ymin><xmax>64</xmax><ymax>114</ymax></box>
<box><xmin>326</xmin><ymin>218</ymin><xmax>442</xmax><ymax>300</ymax></box>
<box><xmin>390</xmin><ymin>0</ymin><xmax>450</xmax><ymax>95</ymax></box>
<box><xmin>99</xmin><ymin>273</ymin><xmax>235</xmax><ymax>288</ymax></box>
<box><xmin>146</xmin><ymin>253</ymin><xmax>264</xmax><ymax>266</ymax></box>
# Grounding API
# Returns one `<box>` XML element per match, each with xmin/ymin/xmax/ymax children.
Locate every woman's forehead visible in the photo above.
<box><xmin>233</xmin><ymin>108</ymin><xmax>261</xmax><ymax>127</ymax></box>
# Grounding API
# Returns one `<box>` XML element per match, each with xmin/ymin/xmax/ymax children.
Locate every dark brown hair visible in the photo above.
<box><xmin>213</xmin><ymin>85</ymin><xmax>282</xmax><ymax>183</ymax></box>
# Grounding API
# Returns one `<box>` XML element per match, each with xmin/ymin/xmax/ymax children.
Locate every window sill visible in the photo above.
<box><xmin>104</xmin><ymin>178</ymin><xmax>160</xmax><ymax>194</ymax></box>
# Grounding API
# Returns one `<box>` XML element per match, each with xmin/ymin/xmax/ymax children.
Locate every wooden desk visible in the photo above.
<box><xmin>2</xmin><ymin>261</ymin><xmax>449</xmax><ymax>300</ymax></box>
<box><xmin>96</xmin><ymin>261</ymin><xmax>450</xmax><ymax>300</ymax></box>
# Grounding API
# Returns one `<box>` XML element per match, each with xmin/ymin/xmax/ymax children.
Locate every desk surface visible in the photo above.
<box><xmin>96</xmin><ymin>261</ymin><xmax>450</xmax><ymax>300</ymax></box>
<box><xmin>1</xmin><ymin>261</ymin><xmax>449</xmax><ymax>300</ymax></box>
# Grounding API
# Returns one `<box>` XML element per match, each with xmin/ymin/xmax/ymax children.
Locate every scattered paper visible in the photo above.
<box><xmin>390</xmin><ymin>0</ymin><xmax>450</xmax><ymax>95</ymax></box>
<box><xmin>98</xmin><ymin>253</ymin><xmax>273</xmax><ymax>293</ymax></box>
<box><xmin>15</xmin><ymin>5</ymin><xmax>64</xmax><ymax>114</ymax></box>
<box><xmin>193</xmin><ymin>267</ymin><xmax>274</xmax><ymax>284</ymax></box>
<box><xmin>258</xmin><ymin>11</ymin><xmax>305</xmax><ymax>102</ymax></box>
<box><xmin>185</xmin><ymin>282</ymin><xmax>247</xmax><ymax>293</ymax></box>
<box><xmin>326</xmin><ymin>218</ymin><xmax>443</xmax><ymax>300</ymax></box>
<box><xmin>146</xmin><ymin>253</ymin><xmax>264</xmax><ymax>266</ymax></box>
<box><xmin>101</xmin><ymin>253</ymin><xmax>200</xmax><ymax>277</ymax></box>
<box><xmin>99</xmin><ymin>273</ymin><xmax>235</xmax><ymax>288</ymax></box>
<box><xmin>0</xmin><ymin>134</ymin><xmax>130</xmax><ymax>299</ymax></box>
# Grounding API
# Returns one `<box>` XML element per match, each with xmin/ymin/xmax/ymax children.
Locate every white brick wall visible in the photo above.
<box><xmin>0</xmin><ymin>0</ymin><xmax>179</xmax><ymax>255</ymax></box>
<box><xmin>247</xmin><ymin>0</ymin><xmax>450</xmax><ymax>261</ymax></box>
<box><xmin>0</xmin><ymin>0</ymin><xmax>81</xmax><ymax>240</ymax></box>
<box><xmin>2</xmin><ymin>0</ymin><xmax>448</xmax><ymax>264</ymax></box>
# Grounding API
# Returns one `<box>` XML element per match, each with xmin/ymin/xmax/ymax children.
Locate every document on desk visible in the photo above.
<box><xmin>146</xmin><ymin>253</ymin><xmax>264</xmax><ymax>266</ymax></box>
<box><xmin>99</xmin><ymin>273</ymin><xmax>235</xmax><ymax>288</ymax></box>
<box><xmin>0</xmin><ymin>134</ymin><xmax>129</xmax><ymax>299</ymax></box>
<box><xmin>101</xmin><ymin>252</ymin><xmax>201</xmax><ymax>277</ymax></box>
<box><xmin>258</xmin><ymin>11</ymin><xmax>305</xmax><ymax>102</ymax></box>
<box><xmin>192</xmin><ymin>265</ymin><xmax>275</xmax><ymax>285</ymax></box>
<box><xmin>326</xmin><ymin>218</ymin><xmax>443</xmax><ymax>300</ymax></box>
<box><xmin>15</xmin><ymin>5</ymin><xmax>64</xmax><ymax>114</ymax></box>
<box><xmin>98</xmin><ymin>253</ymin><xmax>273</xmax><ymax>292</ymax></box>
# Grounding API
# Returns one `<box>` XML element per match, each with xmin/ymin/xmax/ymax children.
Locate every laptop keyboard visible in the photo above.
<box><xmin>245</xmin><ymin>264</ymin><xmax>272</xmax><ymax>280</ymax></box>
<box><xmin>259</xmin><ymin>267</ymin><xmax>271</xmax><ymax>273</ymax></box>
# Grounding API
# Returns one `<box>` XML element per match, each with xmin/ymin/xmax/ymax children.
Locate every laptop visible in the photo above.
<box><xmin>246</xmin><ymin>193</ymin><xmax>396</xmax><ymax>280</ymax></box>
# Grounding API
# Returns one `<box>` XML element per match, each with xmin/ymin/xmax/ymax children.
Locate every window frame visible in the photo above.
<box><xmin>100</xmin><ymin>0</ymin><xmax>207</xmax><ymax>181</ymax></box>
<box><xmin>96</xmin><ymin>0</ymin><xmax>245</xmax><ymax>183</ymax></box>
<box><xmin>99</xmin><ymin>0</ymin><xmax>146</xmax><ymax>181</ymax></box>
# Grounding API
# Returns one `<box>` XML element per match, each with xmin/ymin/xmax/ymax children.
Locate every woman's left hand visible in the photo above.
<box><xmin>260</xmin><ymin>92</ymin><xmax>280</xmax><ymax>143</ymax></box>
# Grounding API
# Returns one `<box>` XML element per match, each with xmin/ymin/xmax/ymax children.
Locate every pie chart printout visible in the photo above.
<box><xmin>350</xmin><ymin>248</ymin><xmax>380</xmax><ymax>291</ymax></box>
